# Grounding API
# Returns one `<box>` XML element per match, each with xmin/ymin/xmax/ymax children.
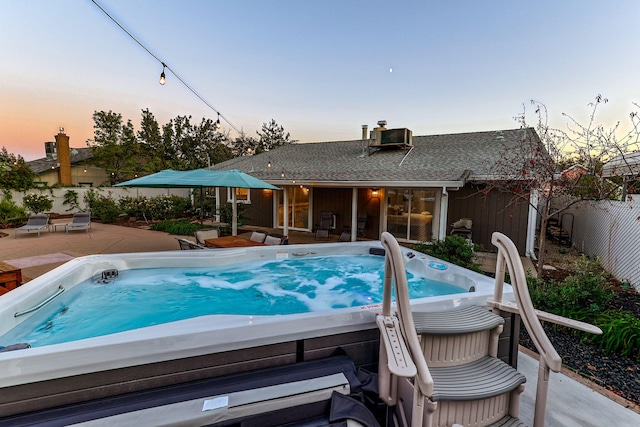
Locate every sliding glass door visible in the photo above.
<box><xmin>277</xmin><ymin>187</ymin><xmax>310</xmax><ymax>229</ymax></box>
<box><xmin>386</xmin><ymin>188</ymin><xmax>436</xmax><ymax>241</ymax></box>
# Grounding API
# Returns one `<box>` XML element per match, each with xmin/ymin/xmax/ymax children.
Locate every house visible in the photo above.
<box><xmin>27</xmin><ymin>130</ymin><xmax>108</xmax><ymax>187</ymax></box>
<box><xmin>212</xmin><ymin>123</ymin><xmax>542</xmax><ymax>255</ymax></box>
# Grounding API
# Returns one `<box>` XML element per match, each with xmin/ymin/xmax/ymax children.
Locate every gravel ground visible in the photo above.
<box><xmin>520</xmin><ymin>240</ymin><xmax>640</xmax><ymax>405</ymax></box>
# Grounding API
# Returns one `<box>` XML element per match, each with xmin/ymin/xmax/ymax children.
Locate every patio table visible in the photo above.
<box><xmin>204</xmin><ymin>236</ymin><xmax>267</xmax><ymax>248</ymax></box>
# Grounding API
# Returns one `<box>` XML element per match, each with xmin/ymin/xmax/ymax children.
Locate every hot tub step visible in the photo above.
<box><xmin>413</xmin><ymin>305</ymin><xmax>504</xmax><ymax>335</ymax></box>
<box><xmin>414</xmin><ymin>305</ymin><xmax>505</xmax><ymax>367</ymax></box>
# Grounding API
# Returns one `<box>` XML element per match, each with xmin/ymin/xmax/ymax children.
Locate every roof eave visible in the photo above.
<box><xmin>265</xmin><ymin>179</ymin><xmax>466</xmax><ymax>188</ymax></box>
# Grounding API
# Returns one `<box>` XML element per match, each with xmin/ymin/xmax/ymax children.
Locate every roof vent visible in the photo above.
<box><xmin>377</xmin><ymin>120</ymin><xmax>387</xmax><ymax>128</ymax></box>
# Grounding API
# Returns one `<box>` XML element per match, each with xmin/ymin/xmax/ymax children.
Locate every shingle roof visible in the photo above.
<box><xmin>212</xmin><ymin>128</ymin><xmax>539</xmax><ymax>186</ymax></box>
<box><xmin>27</xmin><ymin>147</ymin><xmax>93</xmax><ymax>174</ymax></box>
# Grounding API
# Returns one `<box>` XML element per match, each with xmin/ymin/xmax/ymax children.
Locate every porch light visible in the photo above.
<box><xmin>267</xmin><ymin>159</ymin><xmax>272</xmax><ymax>168</ymax></box>
<box><xmin>372</xmin><ymin>188</ymin><xmax>380</xmax><ymax>198</ymax></box>
<box><xmin>159</xmin><ymin>64</ymin><xmax>166</xmax><ymax>85</ymax></box>
<box><xmin>281</xmin><ymin>170</ymin><xmax>285</xmax><ymax>178</ymax></box>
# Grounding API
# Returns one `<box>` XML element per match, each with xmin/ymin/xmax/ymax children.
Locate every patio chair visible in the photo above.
<box><xmin>315</xmin><ymin>211</ymin><xmax>333</xmax><ymax>240</ymax></box>
<box><xmin>265</xmin><ymin>233</ymin><xmax>288</xmax><ymax>245</ymax></box>
<box><xmin>63</xmin><ymin>212</ymin><xmax>91</xmax><ymax>234</ymax></box>
<box><xmin>249</xmin><ymin>230</ymin><xmax>268</xmax><ymax>243</ymax></box>
<box><xmin>264</xmin><ymin>235</ymin><xmax>282</xmax><ymax>245</ymax></box>
<box><xmin>176</xmin><ymin>238</ymin><xmax>193</xmax><ymax>250</ymax></box>
<box><xmin>194</xmin><ymin>228</ymin><xmax>219</xmax><ymax>245</ymax></box>
<box><xmin>14</xmin><ymin>214</ymin><xmax>49</xmax><ymax>238</ymax></box>
<box><xmin>176</xmin><ymin>238</ymin><xmax>206</xmax><ymax>250</ymax></box>
<box><xmin>338</xmin><ymin>226</ymin><xmax>351</xmax><ymax>242</ymax></box>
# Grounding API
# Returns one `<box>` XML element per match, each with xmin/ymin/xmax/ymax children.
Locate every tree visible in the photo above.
<box><xmin>0</xmin><ymin>147</ymin><xmax>35</xmax><ymax>192</ymax></box>
<box><xmin>88</xmin><ymin>110</ymin><xmax>144</xmax><ymax>184</ymax></box>
<box><xmin>160</xmin><ymin>115</ymin><xmax>233</xmax><ymax>170</ymax></box>
<box><xmin>137</xmin><ymin>108</ymin><xmax>165</xmax><ymax>173</ymax></box>
<box><xmin>231</xmin><ymin>130</ymin><xmax>259</xmax><ymax>157</ymax></box>
<box><xmin>480</xmin><ymin>95</ymin><xmax>640</xmax><ymax>276</ymax></box>
<box><xmin>256</xmin><ymin>119</ymin><xmax>295</xmax><ymax>153</ymax></box>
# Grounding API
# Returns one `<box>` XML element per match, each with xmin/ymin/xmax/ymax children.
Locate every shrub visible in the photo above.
<box><xmin>119</xmin><ymin>196</ymin><xmax>149</xmax><ymax>219</ymax></box>
<box><xmin>150</xmin><ymin>219</ymin><xmax>209</xmax><ymax>236</ymax></box>
<box><xmin>0</xmin><ymin>198</ymin><xmax>27</xmax><ymax>227</ymax></box>
<box><xmin>413</xmin><ymin>235</ymin><xmax>482</xmax><ymax>272</ymax></box>
<box><xmin>22</xmin><ymin>193</ymin><xmax>53</xmax><ymax>214</ymax></box>
<box><xmin>218</xmin><ymin>202</ymin><xmax>245</xmax><ymax>236</ymax></box>
<box><xmin>592</xmin><ymin>310</ymin><xmax>640</xmax><ymax>359</ymax></box>
<box><xmin>147</xmin><ymin>195</ymin><xmax>192</xmax><ymax>220</ymax></box>
<box><xmin>84</xmin><ymin>189</ymin><xmax>121</xmax><ymax>223</ymax></box>
<box><xmin>526</xmin><ymin>256</ymin><xmax>615</xmax><ymax>321</ymax></box>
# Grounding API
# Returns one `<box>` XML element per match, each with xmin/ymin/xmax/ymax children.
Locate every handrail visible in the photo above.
<box><xmin>488</xmin><ymin>232</ymin><xmax>601</xmax><ymax>427</ymax></box>
<box><xmin>379</xmin><ymin>232</ymin><xmax>434</xmax><ymax>399</ymax></box>
<box><xmin>14</xmin><ymin>285</ymin><xmax>65</xmax><ymax>318</ymax></box>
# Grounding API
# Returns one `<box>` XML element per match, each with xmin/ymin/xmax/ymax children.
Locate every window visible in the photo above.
<box><xmin>227</xmin><ymin>187</ymin><xmax>251</xmax><ymax>204</ymax></box>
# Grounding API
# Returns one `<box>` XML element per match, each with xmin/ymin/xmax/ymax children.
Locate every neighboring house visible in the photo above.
<box><xmin>27</xmin><ymin>131</ymin><xmax>108</xmax><ymax>187</ymax></box>
<box><xmin>212</xmin><ymin>124</ymin><xmax>542</xmax><ymax>255</ymax></box>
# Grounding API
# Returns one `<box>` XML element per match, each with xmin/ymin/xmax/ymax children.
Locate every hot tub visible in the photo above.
<box><xmin>0</xmin><ymin>241</ymin><xmax>510</xmax><ymax>417</ymax></box>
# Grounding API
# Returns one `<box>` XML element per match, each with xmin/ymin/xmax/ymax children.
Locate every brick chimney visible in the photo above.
<box><xmin>55</xmin><ymin>128</ymin><xmax>72</xmax><ymax>186</ymax></box>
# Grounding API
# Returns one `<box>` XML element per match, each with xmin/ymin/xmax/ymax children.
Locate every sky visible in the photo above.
<box><xmin>1</xmin><ymin>0</ymin><xmax>639</xmax><ymax>161</ymax></box>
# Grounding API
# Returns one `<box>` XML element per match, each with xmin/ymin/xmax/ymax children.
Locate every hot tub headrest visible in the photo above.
<box><xmin>369</xmin><ymin>247</ymin><xmax>386</xmax><ymax>257</ymax></box>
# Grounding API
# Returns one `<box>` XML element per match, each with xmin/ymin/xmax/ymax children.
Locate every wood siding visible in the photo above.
<box><xmin>241</xmin><ymin>189</ymin><xmax>274</xmax><ymax>228</ymax></box>
<box><xmin>447</xmin><ymin>185</ymin><xmax>529</xmax><ymax>255</ymax></box>
<box><xmin>312</xmin><ymin>187</ymin><xmax>353</xmax><ymax>234</ymax></box>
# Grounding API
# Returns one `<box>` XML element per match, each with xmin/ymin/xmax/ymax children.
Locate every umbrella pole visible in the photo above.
<box><xmin>200</xmin><ymin>187</ymin><xmax>204</xmax><ymax>224</ymax></box>
<box><xmin>232</xmin><ymin>188</ymin><xmax>238</xmax><ymax>236</ymax></box>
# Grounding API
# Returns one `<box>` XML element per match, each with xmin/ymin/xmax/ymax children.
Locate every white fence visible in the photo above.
<box><xmin>10</xmin><ymin>187</ymin><xmax>191</xmax><ymax>214</ymax></box>
<box><xmin>566</xmin><ymin>198</ymin><xmax>640</xmax><ymax>291</ymax></box>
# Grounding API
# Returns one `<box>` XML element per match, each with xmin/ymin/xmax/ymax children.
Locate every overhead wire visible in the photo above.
<box><xmin>89</xmin><ymin>0</ymin><xmax>240</xmax><ymax>133</ymax></box>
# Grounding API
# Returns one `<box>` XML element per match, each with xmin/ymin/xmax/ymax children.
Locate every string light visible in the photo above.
<box><xmin>159</xmin><ymin>63</ymin><xmax>166</xmax><ymax>85</ymax></box>
<box><xmin>90</xmin><ymin>0</ymin><xmax>239</xmax><ymax>133</ymax></box>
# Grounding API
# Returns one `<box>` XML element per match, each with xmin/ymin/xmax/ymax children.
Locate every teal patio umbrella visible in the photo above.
<box><xmin>205</xmin><ymin>170</ymin><xmax>280</xmax><ymax>235</ymax></box>
<box><xmin>115</xmin><ymin>169</ymin><xmax>279</xmax><ymax>235</ymax></box>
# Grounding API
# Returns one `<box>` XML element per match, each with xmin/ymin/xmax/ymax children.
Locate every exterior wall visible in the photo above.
<box><xmin>35</xmin><ymin>166</ymin><xmax>109</xmax><ymax>187</ymax></box>
<box><xmin>241</xmin><ymin>188</ymin><xmax>274</xmax><ymax>228</ymax></box>
<box><xmin>566</xmin><ymin>199</ymin><xmax>640</xmax><ymax>291</ymax></box>
<box><xmin>313</xmin><ymin>187</ymin><xmax>353</xmax><ymax>234</ymax></box>
<box><xmin>447</xmin><ymin>185</ymin><xmax>529</xmax><ymax>255</ymax></box>
<box><xmin>10</xmin><ymin>187</ymin><xmax>190</xmax><ymax>214</ymax></box>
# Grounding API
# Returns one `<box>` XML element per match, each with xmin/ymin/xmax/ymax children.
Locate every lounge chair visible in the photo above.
<box><xmin>315</xmin><ymin>211</ymin><xmax>333</xmax><ymax>240</ymax></box>
<box><xmin>194</xmin><ymin>228</ymin><xmax>219</xmax><ymax>245</ymax></box>
<box><xmin>14</xmin><ymin>214</ymin><xmax>49</xmax><ymax>238</ymax></box>
<box><xmin>63</xmin><ymin>212</ymin><xmax>91</xmax><ymax>233</ymax></box>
